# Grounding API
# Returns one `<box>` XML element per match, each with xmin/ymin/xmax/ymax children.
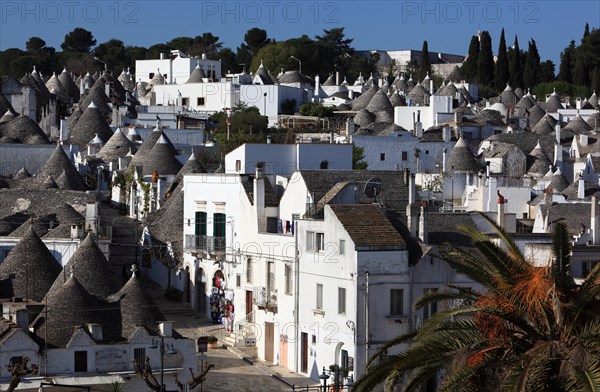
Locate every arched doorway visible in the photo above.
<box><xmin>209</xmin><ymin>270</ymin><xmax>225</xmax><ymax>322</ymax></box>
<box><xmin>195</xmin><ymin>268</ymin><xmax>206</xmax><ymax>315</ymax></box>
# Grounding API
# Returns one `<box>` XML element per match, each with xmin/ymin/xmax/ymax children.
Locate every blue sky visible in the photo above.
<box><xmin>1</xmin><ymin>1</ymin><xmax>598</xmax><ymax>66</ymax></box>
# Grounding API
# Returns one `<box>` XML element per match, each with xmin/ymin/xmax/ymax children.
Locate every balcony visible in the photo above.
<box><xmin>184</xmin><ymin>235</ymin><xmax>226</xmax><ymax>258</ymax></box>
<box><xmin>252</xmin><ymin>287</ymin><xmax>278</xmax><ymax>309</ymax></box>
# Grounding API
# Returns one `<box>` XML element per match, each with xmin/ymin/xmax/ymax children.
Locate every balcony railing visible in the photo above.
<box><xmin>184</xmin><ymin>235</ymin><xmax>226</xmax><ymax>254</ymax></box>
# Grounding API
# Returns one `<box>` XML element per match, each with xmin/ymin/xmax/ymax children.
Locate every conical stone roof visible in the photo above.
<box><xmin>527</xmin><ymin>142</ymin><xmax>552</xmax><ymax>178</ymax></box>
<box><xmin>586</xmin><ymin>112</ymin><xmax>600</xmax><ymax>130</ymax></box>
<box><xmin>353</xmin><ymin>109</ymin><xmax>376</xmax><ymax>127</ymax></box>
<box><xmin>389</xmin><ymin>91</ymin><xmax>406</xmax><ymax>107</ymax></box>
<box><xmin>80</xmin><ymin>87</ymin><xmax>111</xmax><ymax>117</ymax></box>
<box><xmin>545</xmin><ymin>91</ymin><xmax>563</xmax><ymax>113</ymax></box>
<box><xmin>37</xmin><ymin>144</ymin><xmax>86</xmax><ymax>191</ymax></box>
<box><xmin>563</xmin><ymin>114</ymin><xmax>592</xmax><ymax>134</ymax></box>
<box><xmin>0</xmin><ymin>226</ymin><xmax>62</xmax><ymax>301</ymax></box>
<box><xmin>351</xmin><ymin>85</ymin><xmax>379</xmax><ymax>111</ymax></box>
<box><xmin>129</xmin><ymin>126</ymin><xmax>177</xmax><ymax>167</ymax></box>
<box><xmin>46</xmin><ymin>233</ymin><xmax>119</xmax><ymax>299</ymax></box>
<box><xmin>547</xmin><ymin>168</ymin><xmax>569</xmax><ymax>192</ymax></box>
<box><xmin>141</xmin><ymin>134</ymin><xmax>183</xmax><ymax>176</ymax></box>
<box><xmin>13</xmin><ymin>167</ymin><xmax>31</xmax><ymax>179</ymax></box>
<box><xmin>36</xmin><ymin>276</ymin><xmax>121</xmax><ymax>348</ymax></box>
<box><xmin>109</xmin><ymin>268</ymin><xmax>163</xmax><ymax>338</ymax></box>
<box><xmin>366</xmin><ymin>89</ymin><xmax>394</xmax><ymax>114</ymax></box>
<box><xmin>0</xmin><ymin>114</ymin><xmax>50</xmax><ymax>144</ymax></box>
<box><xmin>42</xmin><ymin>175</ymin><xmax>58</xmax><ymax>189</ymax></box>
<box><xmin>69</xmin><ymin>102</ymin><xmax>113</xmax><ymax>148</ymax></box>
<box><xmin>97</xmin><ymin>127</ymin><xmax>136</xmax><ymax>163</ymax></box>
<box><xmin>527</xmin><ymin>104</ymin><xmax>546</xmax><ymax>128</ymax></box>
<box><xmin>187</xmin><ymin>63</ymin><xmax>205</xmax><ymax>83</ymax></box>
<box><xmin>446</xmin><ymin>137</ymin><xmax>481</xmax><ymax>173</ymax></box>
<box><xmin>58</xmin><ymin>68</ymin><xmax>80</xmax><ymax>102</ymax></box>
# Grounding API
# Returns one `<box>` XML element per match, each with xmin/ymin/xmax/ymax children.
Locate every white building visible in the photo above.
<box><xmin>135</xmin><ymin>51</ymin><xmax>222</xmax><ymax>84</ymax></box>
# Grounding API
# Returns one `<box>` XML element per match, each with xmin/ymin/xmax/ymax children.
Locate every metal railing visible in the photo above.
<box><xmin>184</xmin><ymin>235</ymin><xmax>226</xmax><ymax>253</ymax></box>
<box><xmin>233</xmin><ymin>310</ymin><xmax>256</xmax><ymax>347</ymax></box>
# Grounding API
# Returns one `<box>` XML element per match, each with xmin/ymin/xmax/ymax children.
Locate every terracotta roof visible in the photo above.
<box><xmin>0</xmin><ymin>226</ymin><xmax>62</xmax><ymax>301</ymax></box>
<box><xmin>329</xmin><ymin>204</ymin><xmax>405</xmax><ymax>249</ymax></box>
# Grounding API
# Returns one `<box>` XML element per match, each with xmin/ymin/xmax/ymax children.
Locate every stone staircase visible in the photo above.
<box><xmin>221</xmin><ymin>311</ymin><xmax>258</xmax><ymax>358</ymax></box>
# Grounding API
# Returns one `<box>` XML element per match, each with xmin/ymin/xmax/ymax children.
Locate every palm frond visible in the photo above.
<box><xmin>365</xmin><ymin>332</ymin><xmax>418</xmax><ymax>368</ymax></box>
<box><xmin>413</xmin><ymin>288</ymin><xmax>478</xmax><ymax>310</ymax></box>
<box><xmin>437</xmin><ymin>366</ymin><xmax>479</xmax><ymax>392</ymax></box>
<box><xmin>552</xmin><ymin>221</ymin><xmax>577</xmax><ymax>292</ymax></box>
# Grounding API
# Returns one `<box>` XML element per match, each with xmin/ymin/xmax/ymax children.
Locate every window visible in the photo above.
<box><xmin>306</xmin><ymin>231</ymin><xmax>315</xmax><ymax>251</ymax></box>
<box><xmin>246</xmin><ymin>257</ymin><xmax>253</xmax><ymax>283</ymax></box>
<box><xmin>339</xmin><ymin>240</ymin><xmax>345</xmax><ymax>255</ymax></box>
<box><xmin>316</xmin><ymin>284</ymin><xmax>323</xmax><ymax>310</ymax></box>
<box><xmin>182</xmin><ymin>97</ymin><xmax>189</xmax><ymax>106</ymax></box>
<box><xmin>266</xmin><ymin>217</ymin><xmax>278</xmax><ymax>233</ymax></box>
<box><xmin>316</xmin><ymin>233</ymin><xmax>325</xmax><ymax>252</ymax></box>
<box><xmin>74</xmin><ymin>351</ymin><xmax>87</xmax><ymax>372</ymax></box>
<box><xmin>235</xmin><ymin>160</ymin><xmax>241</xmax><ymax>172</ymax></box>
<box><xmin>338</xmin><ymin>287</ymin><xmax>346</xmax><ymax>315</ymax></box>
<box><xmin>402</xmin><ymin>151</ymin><xmax>408</xmax><ymax>161</ymax></box>
<box><xmin>148</xmin><ymin>73</ymin><xmax>154</xmax><ymax>79</ymax></box>
<box><xmin>236</xmin><ymin>274</ymin><xmax>241</xmax><ymax>287</ymax></box>
<box><xmin>134</xmin><ymin>348</ymin><xmax>145</xmax><ymax>369</ymax></box>
<box><xmin>267</xmin><ymin>260</ymin><xmax>275</xmax><ymax>293</ymax></box>
<box><xmin>390</xmin><ymin>289</ymin><xmax>404</xmax><ymax>316</ymax></box>
<box><xmin>10</xmin><ymin>356</ymin><xmax>23</xmax><ymax>366</ymax></box>
<box><xmin>197</xmin><ymin>97</ymin><xmax>205</xmax><ymax>106</ymax></box>
<box><xmin>425</xmin><ymin>150</ymin><xmax>429</xmax><ymax>155</ymax></box>
<box><xmin>195</xmin><ymin>211</ymin><xmax>207</xmax><ymax>248</ymax></box>
<box><xmin>285</xmin><ymin>264</ymin><xmax>292</xmax><ymax>295</ymax></box>
<box><xmin>213</xmin><ymin>212</ymin><xmax>226</xmax><ymax>252</ymax></box>
<box><xmin>380</xmin><ymin>153</ymin><xmax>386</xmax><ymax>161</ymax></box>
<box><xmin>320</xmin><ymin>160</ymin><xmax>329</xmax><ymax>169</ymax></box>
<box><xmin>312</xmin><ymin>335</ymin><xmax>317</xmax><ymax>344</ymax></box>
<box><xmin>423</xmin><ymin>288</ymin><xmax>438</xmax><ymax>321</ymax></box>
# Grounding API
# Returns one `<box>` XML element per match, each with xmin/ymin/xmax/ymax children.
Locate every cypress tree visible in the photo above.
<box><xmin>495</xmin><ymin>28</ymin><xmax>510</xmax><ymax>91</ymax></box>
<box><xmin>419</xmin><ymin>40</ymin><xmax>432</xmax><ymax>82</ymax></box>
<box><xmin>523</xmin><ymin>39</ymin><xmax>540</xmax><ymax>89</ymax></box>
<box><xmin>477</xmin><ymin>31</ymin><xmax>494</xmax><ymax>86</ymax></box>
<box><xmin>558</xmin><ymin>40</ymin><xmax>575</xmax><ymax>83</ymax></box>
<box><xmin>509</xmin><ymin>36</ymin><xmax>523</xmax><ymax>88</ymax></box>
<box><xmin>461</xmin><ymin>35</ymin><xmax>480</xmax><ymax>82</ymax></box>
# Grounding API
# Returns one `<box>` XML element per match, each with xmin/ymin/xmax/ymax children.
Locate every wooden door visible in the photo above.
<box><xmin>265</xmin><ymin>322</ymin><xmax>274</xmax><ymax>363</ymax></box>
<box><xmin>301</xmin><ymin>332</ymin><xmax>308</xmax><ymax>373</ymax></box>
<box><xmin>280</xmin><ymin>335</ymin><xmax>288</xmax><ymax>368</ymax></box>
<box><xmin>246</xmin><ymin>290</ymin><xmax>253</xmax><ymax>321</ymax></box>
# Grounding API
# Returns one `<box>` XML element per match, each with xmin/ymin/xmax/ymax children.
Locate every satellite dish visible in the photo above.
<box><xmin>364</xmin><ymin>178</ymin><xmax>382</xmax><ymax>200</ymax></box>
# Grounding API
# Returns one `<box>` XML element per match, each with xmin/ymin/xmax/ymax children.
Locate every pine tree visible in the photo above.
<box><xmin>558</xmin><ymin>40</ymin><xmax>575</xmax><ymax>83</ymax></box>
<box><xmin>583</xmin><ymin>22</ymin><xmax>590</xmax><ymax>41</ymax></box>
<box><xmin>591</xmin><ymin>66</ymin><xmax>600</xmax><ymax>95</ymax></box>
<box><xmin>477</xmin><ymin>31</ymin><xmax>494</xmax><ymax>86</ymax></box>
<box><xmin>523</xmin><ymin>39</ymin><xmax>541</xmax><ymax>89</ymax></box>
<box><xmin>418</xmin><ymin>40</ymin><xmax>432</xmax><ymax>82</ymax></box>
<box><xmin>495</xmin><ymin>28</ymin><xmax>510</xmax><ymax>91</ymax></box>
<box><xmin>509</xmin><ymin>36</ymin><xmax>523</xmax><ymax>88</ymax></box>
<box><xmin>461</xmin><ymin>35</ymin><xmax>480</xmax><ymax>82</ymax></box>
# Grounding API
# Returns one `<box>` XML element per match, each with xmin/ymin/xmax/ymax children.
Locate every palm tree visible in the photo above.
<box><xmin>354</xmin><ymin>213</ymin><xmax>600</xmax><ymax>392</ymax></box>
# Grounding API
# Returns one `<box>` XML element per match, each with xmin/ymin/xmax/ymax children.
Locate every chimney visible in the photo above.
<box><xmin>555</xmin><ymin>123</ymin><xmax>561</xmax><ymax>144</ymax></box>
<box><xmin>105</xmin><ymin>83</ymin><xmax>110</xmax><ymax>98</ymax></box>
<box><xmin>497</xmin><ymin>190</ymin><xmax>505</xmax><ymax>228</ymax></box>
<box><xmin>315</xmin><ymin>75</ymin><xmax>320</xmax><ymax>97</ymax></box>
<box><xmin>349</xmin><ymin>90</ymin><xmax>354</xmax><ymax>99</ymax></box>
<box><xmin>88</xmin><ymin>323</ymin><xmax>103</xmax><ymax>341</ymax></box>
<box><xmin>160</xmin><ymin>53</ymin><xmax>165</xmax><ymax>60</ymax></box>
<box><xmin>578</xmin><ymin>176</ymin><xmax>585</xmax><ymax>199</ymax></box>
<box><xmin>15</xmin><ymin>308</ymin><xmax>29</xmax><ymax>330</ymax></box>
<box><xmin>406</xmin><ymin>174</ymin><xmax>418</xmax><ymax>236</ymax></box>
<box><xmin>592</xmin><ymin>196</ymin><xmax>600</xmax><ymax>245</ymax></box>
<box><xmin>443</xmin><ymin>125</ymin><xmax>451</xmax><ymax>143</ymax></box>
<box><xmin>576</xmin><ymin>97</ymin><xmax>582</xmax><ymax>110</ymax></box>
<box><xmin>442</xmin><ymin>148</ymin><xmax>447</xmax><ymax>172</ymax></box>
<box><xmin>544</xmin><ymin>187</ymin><xmax>553</xmax><ymax>206</ymax></box>
<box><xmin>160</xmin><ymin>321</ymin><xmax>173</xmax><ymax>337</ymax></box>
<box><xmin>266</xmin><ymin>135</ymin><xmax>272</xmax><ymax>144</ymax></box>
<box><xmin>71</xmin><ymin>224</ymin><xmax>84</xmax><ymax>239</ymax></box>
<box><xmin>418</xmin><ymin>201</ymin><xmax>428</xmax><ymax>243</ymax></box>
<box><xmin>403</xmin><ymin>168</ymin><xmax>409</xmax><ymax>186</ymax></box>
<box><xmin>336</xmin><ymin>71</ymin><xmax>340</xmax><ymax>86</ymax></box>
<box><xmin>554</xmin><ymin>144</ymin><xmax>563</xmax><ymax>170</ymax></box>
<box><xmin>429</xmin><ymin>79</ymin><xmax>434</xmax><ymax>95</ymax></box>
<box><xmin>329</xmin><ymin>130</ymin><xmax>334</xmax><ymax>144</ymax></box>
<box><xmin>254</xmin><ymin>163</ymin><xmax>266</xmax><ymax>231</ymax></box>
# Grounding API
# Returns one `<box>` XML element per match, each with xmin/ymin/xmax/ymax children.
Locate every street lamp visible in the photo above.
<box><xmin>149</xmin><ymin>335</ymin><xmax>177</xmax><ymax>392</ymax></box>
<box><xmin>319</xmin><ymin>367</ymin><xmax>330</xmax><ymax>392</ymax></box>
<box><xmin>93</xmin><ymin>56</ymin><xmax>107</xmax><ymax>72</ymax></box>
<box><xmin>290</xmin><ymin>55</ymin><xmax>302</xmax><ymax>75</ymax></box>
